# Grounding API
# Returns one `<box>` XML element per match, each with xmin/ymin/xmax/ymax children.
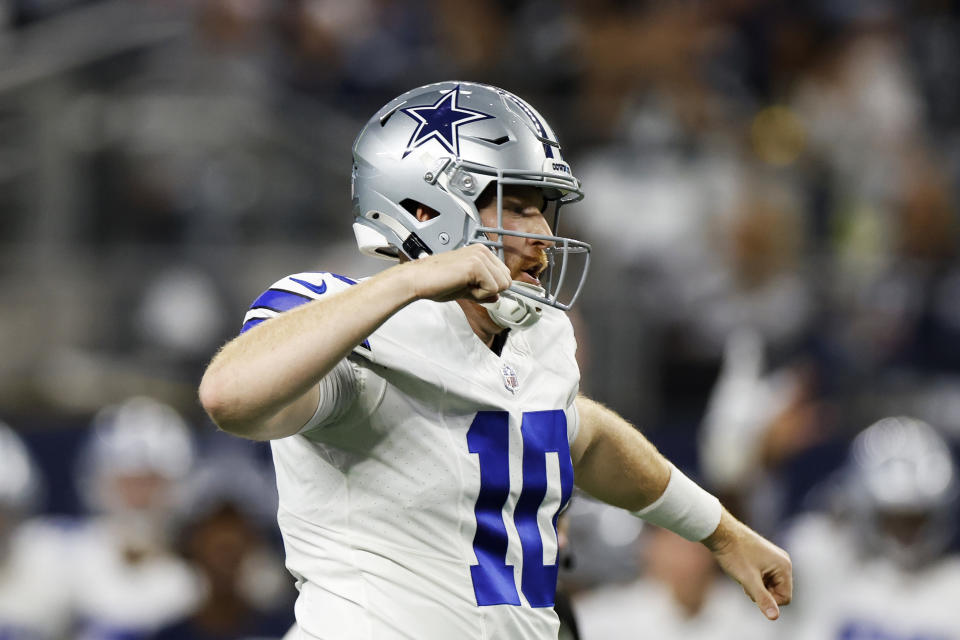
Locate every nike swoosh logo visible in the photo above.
<box><xmin>290</xmin><ymin>277</ymin><xmax>327</xmax><ymax>296</ymax></box>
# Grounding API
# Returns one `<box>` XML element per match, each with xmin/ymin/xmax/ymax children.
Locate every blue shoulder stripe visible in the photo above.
<box><xmin>241</xmin><ymin>273</ymin><xmax>372</xmax><ymax>348</ymax></box>
<box><xmin>330</xmin><ymin>273</ymin><xmax>358</xmax><ymax>285</ymax></box>
<box><xmin>250</xmin><ymin>289</ymin><xmax>313</xmax><ymax>313</ymax></box>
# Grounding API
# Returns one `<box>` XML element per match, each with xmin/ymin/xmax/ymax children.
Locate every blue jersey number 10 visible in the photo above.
<box><xmin>467</xmin><ymin>410</ymin><xmax>574</xmax><ymax>608</ymax></box>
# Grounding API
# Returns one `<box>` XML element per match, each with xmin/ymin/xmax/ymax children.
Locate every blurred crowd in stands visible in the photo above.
<box><xmin>2</xmin><ymin>0</ymin><xmax>960</xmax><ymax>638</ymax></box>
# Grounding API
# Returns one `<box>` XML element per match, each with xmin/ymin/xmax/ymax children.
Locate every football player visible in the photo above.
<box><xmin>151</xmin><ymin>449</ymin><xmax>295</xmax><ymax>640</ymax></box>
<box><xmin>0</xmin><ymin>421</ymin><xmax>72</xmax><ymax>640</ymax></box>
<box><xmin>70</xmin><ymin>397</ymin><xmax>201</xmax><ymax>640</ymax></box>
<box><xmin>199</xmin><ymin>81</ymin><xmax>792</xmax><ymax>639</ymax></box>
<box><xmin>781</xmin><ymin>416</ymin><xmax>960</xmax><ymax>640</ymax></box>
<box><xmin>574</xmin><ymin>525</ymin><xmax>769</xmax><ymax>640</ymax></box>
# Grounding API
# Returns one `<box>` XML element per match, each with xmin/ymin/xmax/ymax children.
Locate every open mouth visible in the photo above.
<box><xmin>518</xmin><ymin>265</ymin><xmax>543</xmax><ymax>287</ymax></box>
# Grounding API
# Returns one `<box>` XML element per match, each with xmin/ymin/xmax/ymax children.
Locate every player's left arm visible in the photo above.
<box><xmin>570</xmin><ymin>395</ymin><xmax>793</xmax><ymax>621</ymax></box>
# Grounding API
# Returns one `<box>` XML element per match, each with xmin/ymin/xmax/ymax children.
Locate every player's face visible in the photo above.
<box><xmin>107</xmin><ymin>471</ymin><xmax>171</xmax><ymax>511</ymax></box>
<box><xmin>477</xmin><ymin>185</ymin><xmax>553</xmax><ymax>287</ymax></box>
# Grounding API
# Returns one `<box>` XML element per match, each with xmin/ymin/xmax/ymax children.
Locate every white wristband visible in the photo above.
<box><xmin>632</xmin><ymin>463</ymin><xmax>722</xmax><ymax>542</ymax></box>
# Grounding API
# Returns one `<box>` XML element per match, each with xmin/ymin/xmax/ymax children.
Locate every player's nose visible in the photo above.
<box><xmin>527</xmin><ymin>213</ymin><xmax>555</xmax><ymax>248</ymax></box>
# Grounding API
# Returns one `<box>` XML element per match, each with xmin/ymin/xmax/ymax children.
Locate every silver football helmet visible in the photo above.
<box><xmin>76</xmin><ymin>397</ymin><xmax>196</xmax><ymax>550</ymax></box>
<box><xmin>845</xmin><ymin>416</ymin><xmax>958</xmax><ymax>568</ymax></box>
<box><xmin>76</xmin><ymin>396</ymin><xmax>195</xmax><ymax>514</ymax></box>
<box><xmin>351</xmin><ymin>81</ymin><xmax>590</xmax><ymax>324</ymax></box>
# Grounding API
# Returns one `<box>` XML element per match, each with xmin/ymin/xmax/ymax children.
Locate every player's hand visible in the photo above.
<box><xmin>703</xmin><ymin>510</ymin><xmax>793</xmax><ymax>620</ymax></box>
<box><xmin>397</xmin><ymin>244</ymin><xmax>513</xmax><ymax>303</ymax></box>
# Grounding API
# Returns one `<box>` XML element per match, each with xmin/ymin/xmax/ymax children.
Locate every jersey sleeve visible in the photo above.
<box><xmin>565</xmin><ymin>396</ymin><xmax>580</xmax><ymax>446</ymax></box>
<box><xmin>239</xmin><ymin>272</ymin><xmax>370</xmax><ymax>351</ymax></box>
<box><xmin>297</xmin><ymin>358</ymin><xmax>364</xmax><ymax>433</ymax></box>
<box><xmin>239</xmin><ymin>271</ymin><xmax>369</xmax><ymax>433</ymax></box>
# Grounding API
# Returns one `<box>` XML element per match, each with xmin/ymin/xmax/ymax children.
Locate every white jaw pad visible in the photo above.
<box><xmin>353</xmin><ymin>221</ymin><xmax>401</xmax><ymax>261</ymax></box>
<box><xmin>481</xmin><ymin>282</ymin><xmax>545</xmax><ymax>330</ymax></box>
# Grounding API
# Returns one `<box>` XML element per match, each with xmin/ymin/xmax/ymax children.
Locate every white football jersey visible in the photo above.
<box><xmin>241</xmin><ymin>272</ymin><xmax>581</xmax><ymax>640</ymax></box>
<box><xmin>781</xmin><ymin>514</ymin><xmax>960</xmax><ymax>640</ymax></box>
<box><xmin>0</xmin><ymin>519</ymin><xmax>72</xmax><ymax>640</ymax></box>
<box><xmin>68</xmin><ymin>519</ymin><xmax>200</xmax><ymax>640</ymax></box>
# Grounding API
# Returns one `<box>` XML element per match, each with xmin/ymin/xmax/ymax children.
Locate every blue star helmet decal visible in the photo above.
<box><xmin>400</xmin><ymin>85</ymin><xmax>493</xmax><ymax>158</ymax></box>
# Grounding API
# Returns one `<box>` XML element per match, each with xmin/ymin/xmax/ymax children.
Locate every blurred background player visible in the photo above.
<box><xmin>779</xmin><ymin>416</ymin><xmax>960</xmax><ymax>639</ymax></box>
<box><xmin>573</xmin><ymin>523</ymin><xmax>767</xmax><ymax>640</ymax></box>
<box><xmin>0</xmin><ymin>421</ymin><xmax>72</xmax><ymax>640</ymax></box>
<box><xmin>70</xmin><ymin>397</ymin><xmax>201</xmax><ymax>640</ymax></box>
<box><xmin>152</xmin><ymin>445</ymin><xmax>294</xmax><ymax>640</ymax></box>
<box><xmin>699</xmin><ymin>328</ymin><xmax>824</xmax><ymax>535</ymax></box>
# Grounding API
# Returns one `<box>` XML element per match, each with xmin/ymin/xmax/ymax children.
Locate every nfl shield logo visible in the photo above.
<box><xmin>501</xmin><ymin>364</ymin><xmax>520</xmax><ymax>394</ymax></box>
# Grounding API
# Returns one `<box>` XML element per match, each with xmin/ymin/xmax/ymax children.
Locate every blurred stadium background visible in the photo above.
<box><xmin>2</xmin><ymin>0</ymin><xmax>960</xmax><ymax>638</ymax></box>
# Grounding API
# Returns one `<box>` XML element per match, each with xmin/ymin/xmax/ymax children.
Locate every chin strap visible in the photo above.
<box><xmin>481</xmin><ymin>282</ymin><xmax>546</xmax><ymax>330</ymax></box>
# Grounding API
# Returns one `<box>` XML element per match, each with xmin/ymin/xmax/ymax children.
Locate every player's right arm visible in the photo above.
<box><xmin>198</xmin><ymin>245</ymin><xmax>511</xmax><ymax>440</ymax></box>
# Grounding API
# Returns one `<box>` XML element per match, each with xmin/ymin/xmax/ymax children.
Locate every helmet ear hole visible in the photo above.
<box><xmin>399</xmin><ymin>199</ymin><xmax>439</xmax><ymax>222</ymax></box>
